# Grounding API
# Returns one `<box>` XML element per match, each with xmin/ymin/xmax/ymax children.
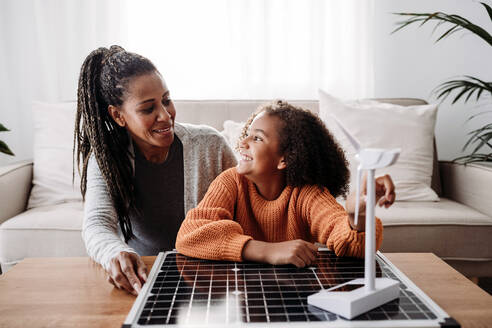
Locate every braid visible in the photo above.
<box><xmin>74</xmin><ymin>45</ymin><xmax>157</xmax><ymax>241</ymax></box>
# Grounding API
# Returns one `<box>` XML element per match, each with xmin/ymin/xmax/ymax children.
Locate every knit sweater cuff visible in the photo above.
<box><xmin>330</xmin><ymin>218</ymin><xmax>383</xmax><ymax>258</ymax></box>
<box><xmin>221</xmin><ymin>234</ymin><xmax>253</xmax><ymax>262</ymax></box>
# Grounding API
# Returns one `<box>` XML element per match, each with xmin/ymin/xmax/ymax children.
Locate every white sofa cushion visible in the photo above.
<box><xmin>319</xmin><ymin>90</ymin><xmax>439</xmax><ymax>201</ymax></box>
<box><xmin>375</xmin><ymin>198</ymin><xmax>492</xmax><ymax>226</ymax></box>
<box><xmin>28</xmin><ymin>101</ymin><xmax>82</xmax><ymax>209</ymax></box>
<box><xmin>0</xmin><ymin>202</ymin><xmax>86</xmax><ymax>270</ymax></box>
<box><xmin>221</xmin><ymin>120</ymin><xmax>244</xmax><ymax>150</ymax></box>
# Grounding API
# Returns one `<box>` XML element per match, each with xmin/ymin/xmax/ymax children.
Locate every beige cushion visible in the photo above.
<box><xmin>28</xmin><ymin>101</ymin><xmax>82</xmax><ymax>209</ymax></box>
<box><xmin>0</xmin><ymin>161</ymin><xmax>32</xmax><ymax>224</ymax></box>
<box><xmin>319</xmin><ymin>90</ymin><xmax>439</xmax><ymax>201</ymax></box>
<box><xmin>440</xmin><ymin>162</ymin><xmax>492</xmax><ymax>216</ymax></box>
<box><xmin>382</xmin><ymin>223</ymin><xmax>492</xmax><ymax>261</ymax></box>
<box><xmin>221</xmin><ymin>120</ymin><xmax>245</xmax><ymax>149</ymax></box>
<box><xmin>375</xmin><ymin>198</ymin><xmax>492</xmax><ymax>226</ymax></box>
<box><xmin>0</xmin><ymin>202</ymin><xmax>86</xmax><ymax>270</ymax></box>
<box><xmin>335</xmin><ymin>197</ymin><xmax>492</xmax><ymax>260</ymax></box>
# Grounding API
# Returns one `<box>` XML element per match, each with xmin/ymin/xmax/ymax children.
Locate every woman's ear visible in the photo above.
<box><xmin>277</xmin><ymin>157</ymin><xmax>287</xmax><ymax>170</ymax></box>
<box><xmin>108</xmin><ymin>105</ymin><xmax>126</xmax><ymax>127</ymax></box>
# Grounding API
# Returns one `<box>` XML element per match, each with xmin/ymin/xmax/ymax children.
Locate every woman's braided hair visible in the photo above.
<box><xmin>238</xmin><ymin>100</ymin><xmax>350</xmax><ymax>198</ymax></box>
<box><xmin>75</xmin><ymin>45</ymin><xmax>157</xmax><ymax>242</ymax></box>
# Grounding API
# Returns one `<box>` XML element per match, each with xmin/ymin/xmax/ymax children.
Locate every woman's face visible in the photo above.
<box><xmin>237</xmin><ymin>112</ymin><xmax>286</xmax><ymax>182</ymax></box>
<box><xmin>110</xmin><ymin>71</ymin><xmax>176</xmax><ymax>156</ymax></box>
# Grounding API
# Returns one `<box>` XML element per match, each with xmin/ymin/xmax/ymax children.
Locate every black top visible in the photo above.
<box><xmin>128</xmin><ymin>136</ymin><xmax>184</xmax><ymax>255</ymax></box>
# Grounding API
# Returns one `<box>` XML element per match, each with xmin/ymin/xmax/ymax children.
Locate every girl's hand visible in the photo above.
<box><xmin>345</xmin><ymin>174</ymin><xmax>396</xmax><ymax>231</ymax></box>
<box><xmin>106</xmin><ymin>251</ymin><xmax>148</xmax><ymax>296</ymax></box>
<box><xmin>373</xmin><ymin>174</ymin><xmax>396</xmax><ymax>208</ymax></box>
<box><xmin>242</xmin><ymin>239</ymin><xmax>318</xmax><ymax>268</ymax></box>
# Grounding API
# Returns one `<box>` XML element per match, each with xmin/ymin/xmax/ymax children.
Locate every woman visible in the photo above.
<box><xmin>75</xmin><ymin>45</ymin><xmax>236</xmax><ymax>295</ymax></box>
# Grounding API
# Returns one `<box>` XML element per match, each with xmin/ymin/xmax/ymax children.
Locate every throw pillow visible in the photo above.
<box><xmin>318</xmin><ymin>90</ymin><xmax>439</xmax><ymax>201</ymax></box>
<box><xmin>27</xmin><ymin>101</ymin><xmax>82</xmax><ymax>209</ymax></box>
<box><xmin>221</xmin><ymin>120</ymin><xmax>245</xmax><ymax>159</ymax></box>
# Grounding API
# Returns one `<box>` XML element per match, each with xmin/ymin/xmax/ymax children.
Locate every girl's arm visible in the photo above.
<box><xmin>175</xmin><ymin>169</ymin><xmax>252</xmax><ymax>262</ymax></box>
<box><xmin>302</xmin><ymin>186</ymin><xmax>383</xmax><ymax>258</ymax></box>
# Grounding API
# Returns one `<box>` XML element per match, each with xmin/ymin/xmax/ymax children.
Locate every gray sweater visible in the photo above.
<box><xmin>82</xmin><ymin>122</ymin><xmax>237</xmax><ymax>270</ymax></box>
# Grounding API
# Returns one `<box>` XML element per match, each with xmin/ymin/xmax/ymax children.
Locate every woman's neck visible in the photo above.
<box><xmin>250</xmin><ymin>172</ymin><xmax>286</xmax><ymax>201</ymax></box>
<box><xmin>134</xmin><ymin>141</ymin><xmax>170</xmax><ymax>164</ymax></box>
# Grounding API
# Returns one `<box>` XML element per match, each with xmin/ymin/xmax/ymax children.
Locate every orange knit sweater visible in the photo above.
<box><xmin>176</xmin><ymin>167</ymin><xmax>383</xmax><ymax>262</ymax></box>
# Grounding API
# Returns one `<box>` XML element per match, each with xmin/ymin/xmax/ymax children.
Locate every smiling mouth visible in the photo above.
<box><xmin>152</xmin><ymin>127</ymin><xmax>172</xmax><ymax>133</ymax></box>
<box><xmin>240</xmin><ymin>152</ymin><xmax>252</xmax><ymax>161</ymax></box>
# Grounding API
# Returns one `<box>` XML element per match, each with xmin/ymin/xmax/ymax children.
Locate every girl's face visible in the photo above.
<box><xmin>109</xmin><ymin>72</ymin><xmax>176</xmax><ymax>155</ymax></box>
<box><xmin>237</xmin><ymin>112</ymin><xmax>286</xmax><ymax>182</ymax></box>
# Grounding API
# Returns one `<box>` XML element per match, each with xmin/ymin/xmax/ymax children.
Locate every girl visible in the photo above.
<box><xmin>176</xmin><ymin>100</ymin><xmax>395</xmax><ymax>267</ymax></box>
<box><xmin>76</xmin><ymin>46</ymin><xmax>236</xmax><ymax>295</ymax></box>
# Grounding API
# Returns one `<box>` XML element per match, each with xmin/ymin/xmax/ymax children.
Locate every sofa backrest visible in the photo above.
<box><xmin>174</xmin><ymin>100</ymin><xmax>318</xmax><ymax>131</ymax></box>
<box><xmin>174</xmin><ymin>98</ymin><xmax>429</xmax><ymax>130</ymax></box>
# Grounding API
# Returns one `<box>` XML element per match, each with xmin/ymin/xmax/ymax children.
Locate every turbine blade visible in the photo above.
<box><xmin>331</xmin><ymin>115</ymin><xmax>361</xmax><ymax>152</ymax></box>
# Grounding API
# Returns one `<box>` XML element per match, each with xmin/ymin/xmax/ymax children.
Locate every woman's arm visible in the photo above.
<box><xmin>82</xmin><ymin>156</ymin><xmax>137</xmax><ymax>270</ymax></box>
<box><xmin>83</xmin><ymin>156</ymin><xmax>147</xmax><ymax>295</ymax></box>
<box><xmin>303</xmin><ymin>186</ymin><xmax>383</xmax><ymax>258</ymax></box>
<box><xmin>176</xmin><ymin>169</ymin><xmax>252</xmax><ymax>262</ymax></box>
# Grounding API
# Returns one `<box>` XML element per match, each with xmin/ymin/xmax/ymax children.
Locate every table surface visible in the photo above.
<box><xmin>1</xmin><ymin>253</ymin><xmax>492</xmax><ymax>328</ymax></box>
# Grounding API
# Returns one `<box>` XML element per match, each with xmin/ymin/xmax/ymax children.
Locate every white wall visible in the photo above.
<box><xmin>0</xmin><ymin>0</ymin><xmax>126</xmax><ymax>166</ymax></box>
<box><xmin>373</xmin><ymin>0</ymin><xmax>492</xmax><ymax>161</ymax></box>
<box><xmin>0</xmin><ymin>0</ymin><xmax>490</xmax><ymax>165</ymax></box>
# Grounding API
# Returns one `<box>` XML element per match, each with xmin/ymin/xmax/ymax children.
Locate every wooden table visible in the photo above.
<box><xmin>1</xmin><ymin>253</ymin><xmax>491</xmax><ymax>328</ymax></box>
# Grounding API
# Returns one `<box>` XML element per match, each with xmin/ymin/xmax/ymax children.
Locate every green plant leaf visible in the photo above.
<box><xmin>481</xmin><ymin>2</ymin><xmax>492</xmax><ymax>22</ymax></box>
<box><xmin>0</xmin><ymin>123</ymin><xmax>10</xmax><ymax>132</ymax></box>
<box><xmin>466</xmin><ymin>110</ymin><xmax>492</xmax><ymax>122</ymax></box>
<box><xmin>394</xmin><ymin>3</ymin><xmax>492</xmax><ymax>164</ymax></box>
<box><xmin>435</xmin><ymin>25</ymin><xmax>460</xmax><ymax>42</ymax></box>
<box><xmin>453</xmin><ymin>153</ymin><xmax>492</xmax><ymax>164</ymax></box>
<box><xmin>462</xmin><ymin>126</ymin><xmax>492</xmax><ymax>154</ymax></box>
<box><xmin>0</xmin><ymin>140</ymin><xmax>14</xmax><ymax>156</ymax></box>
<box><xmin>470</xmin><ymin>133</ymin><xmax>492</xmax><ymax>155</ymax></box>
<box><xmin>392</xmin><ymin>11</ymin><xmax>492</xmax><ymax>46</ymax></box>
<box><xmin>433</xmin><ymin>76</ymin><xmax>492</xmax><ymax>104</ymax></box>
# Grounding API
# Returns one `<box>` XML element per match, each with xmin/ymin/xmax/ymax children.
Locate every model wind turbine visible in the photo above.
<box><xmin>308</xmin><ymin>116</ymin><xmax>401</xmax><ymax>320</ymax></box>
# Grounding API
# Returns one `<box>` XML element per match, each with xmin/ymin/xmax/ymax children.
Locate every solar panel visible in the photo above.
<box><xmin>123</xmin><ymin>249</ymin><xmax>459</xmax><ymax>327</ymax></box>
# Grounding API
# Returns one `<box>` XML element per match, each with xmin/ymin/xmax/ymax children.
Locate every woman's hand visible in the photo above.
<box><xmin>345</xmin><ymin>174</ymin><xmax>396</xmax><ymax>231</ymax></box>
<box><xmin>242</xmin><ymin>239</ymin><xmax>318</xmax><ymax>268</ymax></box>
<box><xmin>106</xmin><ymin>251</ymin><xmax>148</xmax><ymax>295</ymax></box>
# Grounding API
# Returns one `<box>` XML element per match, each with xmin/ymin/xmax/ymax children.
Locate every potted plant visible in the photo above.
<box><xmin>0</xmin><ymin>123</ymin><xmax>14</xmax><ymax>156</ymax></box>
<box><xmin>392</xmin><ymin>2</ymin><xmax>492</xmax><ymax>163</ymax></box>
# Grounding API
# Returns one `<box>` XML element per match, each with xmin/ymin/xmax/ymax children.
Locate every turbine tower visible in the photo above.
<box><xmin>308</xmin><ymin>115</ymin><xmax>401</xmax><ymax>319</ymax></box>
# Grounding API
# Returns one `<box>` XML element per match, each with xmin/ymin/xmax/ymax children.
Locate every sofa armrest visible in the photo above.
<box><xmin>439</xmin><ymin>161</ymin><xmax>492</xmax><ymax>216</ymax></box>
<box><xmin>0</xmin><ymin>160</ymin><xmax>33</xmax><ymax>225</ymax></box>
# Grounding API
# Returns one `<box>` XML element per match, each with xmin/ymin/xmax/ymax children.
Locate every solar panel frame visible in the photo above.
<box><xmin>123</xmin><ymin>249</ymin><xmax>459</xmax><ymax>327</ymax></box>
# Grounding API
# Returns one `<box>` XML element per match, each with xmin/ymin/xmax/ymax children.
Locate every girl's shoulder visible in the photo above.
<box><xmin>208</xmin><ymin>167</ymin><xmax>248</xmax><ymax>196</ymax></box>
<box><xmin>216</xmin><ymin>166</ymin><xmax>243</xmax><ymax>184</ymax></box>
<box><xmin>297</xmin><ymin>184</ymin><xmax>336</xmax><ymax>201</ymax></box>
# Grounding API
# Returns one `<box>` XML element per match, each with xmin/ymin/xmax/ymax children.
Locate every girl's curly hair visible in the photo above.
<box><xmin>239</xmin><ymin>100</ymin><xmax>350</xmax><ymax>198</ymax></box>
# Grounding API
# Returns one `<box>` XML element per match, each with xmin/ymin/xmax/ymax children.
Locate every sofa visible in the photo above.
<box><xmin>1</xmin><ymin>99</ymin><xmax>492</xmax><ymax>278</ymax></box>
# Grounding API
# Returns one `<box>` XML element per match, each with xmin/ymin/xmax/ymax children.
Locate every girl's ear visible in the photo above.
<box><xmin>277</xmin><ymin>156</ymin><xmax>287</xmax><ymax>170</ymax></box>
<box><xmin>108</xmin><ymin>105</ymin><xmax>126</xmax><ymax>127</ymax></box>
